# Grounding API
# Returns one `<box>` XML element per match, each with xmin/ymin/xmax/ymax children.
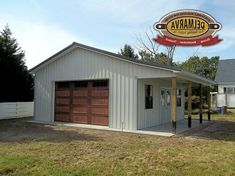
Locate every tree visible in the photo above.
<box><xmin>0</xmin><ymin>25</ymin><xmax>34</xmax><ymax>102</ymax></box>
<box><xmin>119</xmin><ymin>43</ymin><xmax>176</xmax><ymax>66</ymax></box>
<box><xmin>200</xmin><ymin>56</ymin><xmax>219</xmax><ymax>80</ymax></box>
<box><xmin>178</xmin><ymin>56</ymin><xmax>219</xmax><ymax>80</ymax></box>
<box><xmin>136</xmin><ymin>28</ymin><xmax>176</xmax><ymax>65</ymax></box>
<box><xmin>138</xmin><ymin>50</ymin><xmax>169</xmax><ymax>64</ymax></box>
<box><xmin>179</xmin><ymin>56</ymin><xmax>219</xmax><ymax>108</ymax></box>
<box><xmin>118</xmin><ymin>44</ymin><xmax>139</xmax><ymax>59</ymax></box>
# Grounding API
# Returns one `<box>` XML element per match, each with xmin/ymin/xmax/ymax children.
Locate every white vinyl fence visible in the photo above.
<box><xmin>0</xmin><ymin>102</ymin><xmax>34</xmax><ymax>120</ymax></box>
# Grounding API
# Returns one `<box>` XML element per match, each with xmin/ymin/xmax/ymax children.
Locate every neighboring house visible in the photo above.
<box><xmin>215</xmin><ymin>59</ymin><xmax>235</xmax><ymax>108</ymax></box>
<box><xmin>30</xmin><ymin>42</ymin><xmax>215</xmax><ymax>132</ymax></box>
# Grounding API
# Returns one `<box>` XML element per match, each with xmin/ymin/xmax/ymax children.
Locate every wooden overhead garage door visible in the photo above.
<box><xmin>55</xmin><ymin>80</ymin><xmax>109</xmax><ymax>126</ymax></box>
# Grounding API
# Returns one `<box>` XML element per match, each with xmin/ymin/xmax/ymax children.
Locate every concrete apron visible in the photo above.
<box><xmin>28</xmin><ymin>119</ymin><xmax>209</xmax><ymax>137</ymax></box>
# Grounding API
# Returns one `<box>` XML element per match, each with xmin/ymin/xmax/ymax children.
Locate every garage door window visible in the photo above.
<box><xmin>57</xmin><ymin>82</ymin><xmax>70</xmax><ymax>89</ymax></box>
<box><xmin>75</xmin><ymin>81</ymin><xmax>88</xmax><ymax>88</ymax></box>
<box><xmin>93</xmin><ymin>81</ymin><xmax>108</xmax><ymax>87</ymax></box>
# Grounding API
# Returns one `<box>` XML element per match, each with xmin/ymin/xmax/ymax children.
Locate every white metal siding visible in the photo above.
<box><xmin>137</xmin><ymin>79</ymin><xmax>160</xmax><ymax>129</ymax></box>
<box><xmin>34</xmin><ymin>48</ymin><xmax>175</xmax><ymax>130</ymax></box>
<box><xmin>137</xmin><ymin>79</ymin><xmax>185</xmax><ymax>129</ymax></box>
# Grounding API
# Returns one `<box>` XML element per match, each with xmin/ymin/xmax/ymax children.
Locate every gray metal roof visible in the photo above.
<box><xmin>30</xmin><ymin>42</ymin><xmax>215</xmax><ymax>85</ymax></box>
<box><xmin>30</xmin><ymin>42</ymin><xmax>181</xmax><ymax>72</ymax></box>
<box><xmin>215</xmin><ymin>59</ymin><xmax>235</xmax><ymax>83</ymax></box>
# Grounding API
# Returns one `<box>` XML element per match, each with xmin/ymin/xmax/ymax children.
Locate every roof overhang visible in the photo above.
<box><xmin>175</xmin><ymin>70</ymin><xmax>216</xmax><ymax>86</ymax></box>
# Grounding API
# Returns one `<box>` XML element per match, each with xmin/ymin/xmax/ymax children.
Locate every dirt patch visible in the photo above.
<box><xmin>1</xmin><ymin>118</ymin><xmax>235</xmax><ymax>143</ymax></box>
<box><xmin>0</xmin><ymin>118</ymin><xmax>101</xmax><ymax>142</ymax></box>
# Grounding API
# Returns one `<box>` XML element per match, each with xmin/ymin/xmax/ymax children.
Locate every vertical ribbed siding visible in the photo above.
<box><xmin>34</xmin><ymin>48</ymin><xmax>175</xmax><ymax>130</ymax></box>
<box><xmin>137</xmin><ymin>79</ymin><xmax>160</xmax><ymax>129</ymax></box>
<box><xmin>137</xmin><ymin>79</ymin><xmax>186</xmax><ymax>129</ymax></box>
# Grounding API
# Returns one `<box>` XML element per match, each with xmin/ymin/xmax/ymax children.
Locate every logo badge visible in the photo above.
<box><xmin>153</xmin><ymin>9</ymin><xmax>222</xmax><ymax>46</ymax></box>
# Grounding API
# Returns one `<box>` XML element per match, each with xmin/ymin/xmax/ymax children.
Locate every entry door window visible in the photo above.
<box><xmin>177</xmin><ymin>89</ymin><xmax>181</xmax><ymax>107</ymax></box>
<box><xmin>161</xmin><ymin>89</ymin><xmax>171</xmax><ymax>106</ymax></box>
<box><xmin>160</xmin><ymin>88</ymin><xmax>171</xmax><ymax>123</ymax></box>
<box><xmin>161</xmin><ymin>90</ymin><xmax>165</xmax><ymax>106</ymax></box>
<box><xmin>145</xmin><ymin>85</ymin><xmax>153</xmax><ymax>109</ymax></box>
<box><xmin>166</xmin><ymin>90</ymin><xmax>171</xmax><ymax>106</ymax></box>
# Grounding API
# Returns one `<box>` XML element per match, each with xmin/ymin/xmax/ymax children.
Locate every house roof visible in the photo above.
<box><xmin>215</xmin><ymin>59</ymin><xmax>235</xmax><ymax>84</ymax></box>
<box><xmin>30</xmin><ymin>42</ymin><xmax>216</xmax><ymax>85</ymax></box>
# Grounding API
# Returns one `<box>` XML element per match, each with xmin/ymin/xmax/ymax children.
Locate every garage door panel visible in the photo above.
<box><xmin>91</xmin><ymin>98</ymin><xmax>108</xmax><ymax>105</ymax></box>
<box><xmin>56</xmin><ymin>90</ymin><xmax>70</xmax><ymax>97</ymax></box>
<box><xmin>55</xmin><ymin>114</ymin><xmax>70</xmax><ymax>122</ymax></box>
<box><xmin>55</xmin><ymin>106</ymin><xmax>70</xmax><ymax>113</ymax></box>
<box><xmin>91</xmin><ymin>115</ymin><xmax>108</xmax><ymax>126</ymax></box>
<box><xmin>72</xmin><ymin>98</ymin><xmax>89</xmax><ymax>105</ymax></box>
<box><xmin>72</xmin><ymin>106</ymin><xmax>89</xmax><ymax>113</ymax></box>
<box><xmin>56</xmin><ymin>98</ymin><xmax>70</xmax><ymax>105</ymax></box>
<box><xmin>92</xmin><ymin>107</ymin><xmax>108</xmax><ymax>115</ymax></box>
<box><xmin>73</xmin><ymin>90</ymin><xmax>88</xmax><ymax>96</ymax></box>
<box><xmin>91</xmin><ymin>90</ymin><xmax>108</xmax><ymax>97</ymax></box>
<box><xmin>71</xmin><ymin>114</ymin><xmax>88</xmax><ymax>123</ymax></box>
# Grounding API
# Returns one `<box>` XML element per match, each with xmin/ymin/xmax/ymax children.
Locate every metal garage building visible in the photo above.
<box><xmin>30</xmin><ymin>42</ymin><xmax>215</xmax><ymax>131</ymax></box>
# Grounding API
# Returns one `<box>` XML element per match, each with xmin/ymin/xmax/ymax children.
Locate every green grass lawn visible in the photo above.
<box><xmin>0</xmin><ymin>116</ymin><xmax>234</xmax><ymax>176</ymax></box>
<box><xmin>211</xmin><ymin>109</ymin><xmax>235</xmax><ymax>121</ymax></box>
<box><xmin>188</xmin><ymin>108</ymin><xmax>235</xmax><ymax>121</ymax></box>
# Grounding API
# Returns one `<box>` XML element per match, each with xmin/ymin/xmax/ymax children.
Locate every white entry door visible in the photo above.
<box><xmin>160</xmin><ymin>88</ymin><xmax>171</xmax><ymax>124</ymax></box>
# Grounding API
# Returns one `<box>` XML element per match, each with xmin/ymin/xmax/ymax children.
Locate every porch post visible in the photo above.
<box><xmin>199</xmin><ymin>84</ymin><xmax>203</xmax><ymax>124</ymax></box>
<box><xmin>171</xmin><ymin>77</ymin><xmax>177</xmax><ymax>133</ymax></box>
<box><xmin>188</xmin><ymin>81</ymin><xmax>192</xmax><ymax>128</ymax></box>
<box><xmin>207</xmin><ymin>86</ymin><xmax>211</xmax><ymax>121</ymax></box>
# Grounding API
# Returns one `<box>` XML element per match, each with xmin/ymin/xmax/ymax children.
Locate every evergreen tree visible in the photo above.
<box><xmin>119</xmin><ymin>44</ymin><xmax>139</xmax><ymax>59</ymax></box>
<box><xmin>138</xmin><ymin>50</ymin><xmax>170</xmax><ymax>65</ymax></box>
<box><xmin>0</xmin><ymin>25</ymin><xmax>33</xmax><ymax>102</ymax></box>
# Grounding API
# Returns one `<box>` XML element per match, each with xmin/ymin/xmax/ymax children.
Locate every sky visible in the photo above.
<box><xmin>0</xmin><ymin>0</ymin><xmax>235</xmax><ymax>69</ymax></box>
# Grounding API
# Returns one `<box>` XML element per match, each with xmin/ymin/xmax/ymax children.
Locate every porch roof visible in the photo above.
<box><xmin>137</xmin><ymin>70</ymin><xmax>216</xmax><ymax>87</ymax></box>
<box><xmin>175</xmin><ymin>70</ymin><xmax>216</xmax><ymax>86</ymax></box>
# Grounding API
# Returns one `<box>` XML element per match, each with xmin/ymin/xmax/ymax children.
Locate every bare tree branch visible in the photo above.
<box><xmin>136</xmin><ymin>28</ymin><xmax>160</xmax><ymax>55</ymax></box>
<box><xmin>136</xmin><ymin>27</ymin><xmax>176</xmax><ymax>65</ymax></box>
<box><xmin>166</xmin><ymin>45</ymin><xmax>176</xmax><ymax>65</ymax></box>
